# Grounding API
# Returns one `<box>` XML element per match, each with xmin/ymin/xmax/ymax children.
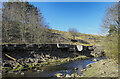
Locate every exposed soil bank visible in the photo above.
<box><xmin>82</xmin><ymin>58</ymin><xmax>118</xmax><ymax>77</ymax></box>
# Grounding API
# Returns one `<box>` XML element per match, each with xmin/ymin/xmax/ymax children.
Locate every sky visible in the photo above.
<box><xmin>29</xmin><ymin>2</ymin><xmax>114</xmax><ymax>35</ymax></box>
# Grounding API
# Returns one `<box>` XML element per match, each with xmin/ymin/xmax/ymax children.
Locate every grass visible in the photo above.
<box><xmin>12</xmin><ymin>65</ymin><xmax>23</xmax><ymax>71</ymax></box>
<box><xmin>82</xmin><ymin>59</ymin><xmax>118</xmax><ymax>77</ymax></box>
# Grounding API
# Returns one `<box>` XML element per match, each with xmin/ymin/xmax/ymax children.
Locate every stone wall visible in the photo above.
<box><xmin>1</xmin><ymin>44</ymin><xmax>103</xmax><ymax>60</ymax></box>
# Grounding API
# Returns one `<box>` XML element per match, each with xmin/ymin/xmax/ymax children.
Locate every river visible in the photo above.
<box><xmin>3</xmin><ymin>57</ymin><xmax>105</xmax><ymax>78</ymax></box>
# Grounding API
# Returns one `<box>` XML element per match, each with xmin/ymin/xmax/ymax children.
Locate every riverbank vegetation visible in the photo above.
<box><xmin>100</xmin><ymin>3</ymin><xmax>119</xmax><ymax>62</ymax></box>
<box><xmin>82</xmin><ymin>2</ymin><xmax>119</xmax><ymax>77</ymax></box>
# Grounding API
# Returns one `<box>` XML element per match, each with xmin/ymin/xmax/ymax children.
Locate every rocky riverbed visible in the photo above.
<box><xmin>2</xmin><ymin>51</ymin><xmax>89</xmax><ymax>77</ymax></box>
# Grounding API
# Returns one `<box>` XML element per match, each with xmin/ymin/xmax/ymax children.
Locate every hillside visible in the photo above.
<box><xmin>2</xmin><ymin>27</ymin><xmax>104</xmax><ymax>46</ymax></box>
<box><xmin>47</xmin><ymin>28</ymin><xmax>104</xmax><ymax>46</ymax></box>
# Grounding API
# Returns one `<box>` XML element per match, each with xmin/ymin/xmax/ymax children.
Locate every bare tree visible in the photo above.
<box><xmin>69</xmin><ymin>28</ymin><xmax>78</xmax><ymax>40</ymax></box>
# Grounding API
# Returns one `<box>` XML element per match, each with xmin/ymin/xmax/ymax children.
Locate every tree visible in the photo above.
<box><xmin>69</xmin><ymin>28</ymin><xmax>78</xmax><ymax>40</ymax></box>
<box><xmin>101</xmin><ymin>3</ymin><xmax>119</xmax><ymax>61</ymax></box>
<box><xmin>2</xmin><ymin>1</ymin><xmax>53</xmax><ymax>44</ymax></box>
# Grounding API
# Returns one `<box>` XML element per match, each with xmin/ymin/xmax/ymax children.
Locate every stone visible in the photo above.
<box><xmin>55</xmin><ymin>73</ymin><xmax>63</xmax><ymax>77</ymax></box>
<box><xmin>71</xmin><ymin>73</ymin><xmax>80</xmax><ymax>77</ymax></box>
<box><xmin>21</xmin><ymin>72</ymin><xmax>24</xmax><ymax>75</ymax></box>
<box><xmin>100</xmin><ymin>71</ymin><xmax>106</xmax><ymax>75</ymax></box>
<box><xmin>65</xmin><ymin>74</ymin><xmax>71</xmax><ymax>77</ymax></box>
<box><xmin>23</xmin><ymin>64</ymin><xmax>29</xmax><ymax>68</ymax></box>
<box><xmin>86</xmin><ymin>64</ymin><xmax>92</xmax><ymax>68</ymax></box>
<box><xmin>37</xmin><ymin>70</ymin><xmax>41</xmax><ymax>72</ymax></box>
<box><xmin>33</xmin><ymin>62</ymin><xmax>38</xmax><ymax>66</ymax></box>
<box><xmin>74</xmin><ymin>67</ymin><xmax>79</xmax><ymax>70</ymax></box>
<box><xmin>8</xmin><ymin>71</ymin><xmax>13</xmax><ymax>74</ymax></box>
<box><xmin>3</xmin><ymin>63</ymin><xmax>12</xmax><ymax>68</ymax></box>
<box><xmin>15</xmin><ymin>72</ymin><xmax>18</xmax><ymax>75</ymax></box>
<box><xmin>46</xmin><ymin>55</ymin><xmax>50</xmax><ymax>58</ymax></box>
<box><xmin>81</xmin><ymin>69</ymin><xmax>85</xmax><ymax>72</ymax></box>
<box><xmin>29</xmin><ymin>58</ymin><xmax>34</xmax><ymax>62</ymax></box>
<box><xmin>31</xmin><ymin>67</ymin><xmax>36</xmax><ymax>69</ymax></box>
<box><xmin>102</xmin><ymin>62</ymin><xmax>106</xmax><ymax>65</ymax></box>
<box><xmin>21</xmin><ymin>68</ymin><xmax>28</xmax><ymax>71</ymax></box>
<box><xmin>92</xmin><ymin>59</ymin><xmax>98</xmax><ymax>61</ymax></box>
<box><xmin>38</xmin><ymin>60</ymin><xmax>42</xmax><ymax>63</ymax></box>
<box><xmin>41</xmin><ymin>69</ymin><xmax>44</xmax><ymax>72</ymax></box>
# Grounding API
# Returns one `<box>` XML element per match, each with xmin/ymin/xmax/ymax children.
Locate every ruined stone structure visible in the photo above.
<box><xmin>2</xmin><ymin>44</ymin><xmax>86</xmax><ymax>52</ymax></box>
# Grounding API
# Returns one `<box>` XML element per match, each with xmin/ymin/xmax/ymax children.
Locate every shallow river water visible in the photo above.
<box><xmin>3</xmin><ymin>57</ymin><xmax>105</xmax><ymax>78</ymax></box>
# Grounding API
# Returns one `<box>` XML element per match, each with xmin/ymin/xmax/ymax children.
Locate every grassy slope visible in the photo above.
<box><xmin>2</xmin><ymin>28</ymin><xmax>104</xmax><ymax>46</ymax></box>
<box><xmin>82</xmin><ymin>59</ymin><xmax>118</xmax><ymax>77</ymax></box>
<box><xmin>51</xmin><ymin>29</ymin><xmax>104</xmax><ymax>46</ymax></box>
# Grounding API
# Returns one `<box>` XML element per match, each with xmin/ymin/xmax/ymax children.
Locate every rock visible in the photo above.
<box><xmin>40</xmin><ymin>69</ymin><xmax>44</xmax><ymax>72</ymax></box>
<box><xmin>28</xmin><ymin>58</ymin><xmax>34</xmax><ymax>62</ymax></box>
<box><xmin>74</xmin><ymin>67</ymin><xmax>79</xmax><ymax>70</ymax></box>
<box><xmin>55</xmin><ymin>73</ymin><xmax>63</xmax><ymax>77</ymax></box>
<box><xmin>8</xmin><ymin>71</ymin><xmax>13</xmax><ymax>74</ymax></box>
<box><xmin>38</xmin><ymin>60</ymin><xmax>42</xmax><ymax>63</ymax></box>
<box><xmin>65</xmin><ymin>74</ymin><xmax>71</xmax><ymax>77</ymax></box>
<box><xmin>21</xmin><ymin>68</ymin><xmax>28</xmax><ymax>71</ymax></box>
<box><xmin>71</xmin><ymin>73</ymin><xmax>80</xmax><ymax>77</ymax></box>
<box><xmin>86</xmin><ymin>64</ymin><xmax>92</xmax><ymax>68</ymax></box>
<box><xmin>42</xmin><ymin>58</ymin><xmax>46</xmax><ymax>62</ymax></box>
<box><xmin>45</xmin><ymin>55</ymin><xmax>50</xmax><ymax>58</ymax></box>
<box><xmin>15</xmin><ymin>72</ymin><xmax>18</xmax><ymax>75</ymax></box>
<box><xmin>13</xmin><ymin>67</ymin><xmax>16</xmax><ymax>69</ymax></box>
<box><xmin>37</xmin><ymin>70</ymin><xmax>41</xmax><ymax>72</ymax></box>
<box><xmin>90</xmin><ymin>46</ymin><xmax>104</xmax><ymax>57</ymax></box>
<box><xmin>33</xmin><ymin>62</ymin><xmax>38</xmax><ymax>66</ymax></box>
<box><xmin>92</xmin><ymin>59</ymin><xmax>98</xmax><ymax>61</ymax></box>
<box><xmin>21</xmin><ymin>72</ymin><xmax>24</xmax><ymax>75</ymax></box>
<box><xmin>100</xmin><ymin>71</ymin><xmax>106</xmax><ymax>75</ymax></box>
<box><xmin>3</xmin><ymin>63</ymin><xmax>12</xmax><ymax>68</ymax></box>
<box><xmin>81</xmin><ymin>69</ymin><xmax>86</xmax><ymax>72</ymax></box>
<box><xmin>102</xmin><ymin>62</ymin><xmax>106</xmax><ymax>65</ymax></box>
<box><xmin>23</xmin><ymin>64</ymin><xmax>29</xmax><ymax>68</ymax></box>
<box><xmin>13</xmin><ymin>70</ymin><xmax>19</xmax><ymax>73</ymax></box>
<box><xmin>5</xmin><ymin>71</ymin><xmax>8</xmax><ymax>73</ymax></box>
<box><xmin>31</xmin><ymin>67</ymin><xmax>36</xmax><ymax>69</ymax></box>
